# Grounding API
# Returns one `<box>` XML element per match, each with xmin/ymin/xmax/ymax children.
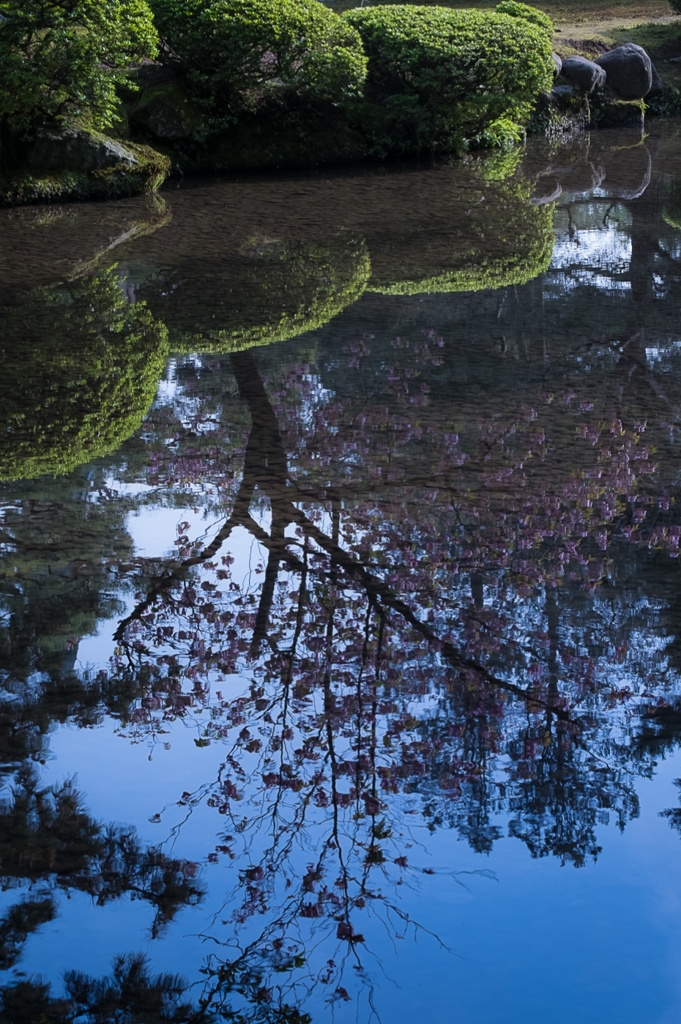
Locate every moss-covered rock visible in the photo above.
<box><xmin>645</xmin><ymin>81</ymin><xmax>681</xmax><ymax>120</ymax></box>
<box><xmin>166</xmin><ymin>235</ymin><xmax>370</xmax><ymax>354</ymax></box>
<box><xmin>589</xmin><ymin>96</ymin><xmax>645</xmax><ymax>130</ymax></box>
<box><xmin>0</xmin><ymin>130</ymin><xmax>171</xmax><ymax>207</ymax></box>
<box><xmin>0</xmin><ymin>268</ymin><xmax>167</xmax><ymax>480</ymax></box>
<box><xmin>527</xmin><ymin>86</ymin><xmax>591</xmax><ymax>137</ymax></box>
<box><xmin>28</xmin><ymin>126</ymin><xmax>141</xmax><ymax>172</ymax></box>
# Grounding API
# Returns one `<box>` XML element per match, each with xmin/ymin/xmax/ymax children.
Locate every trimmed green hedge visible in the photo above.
<box><xmin>149</xmin><ymin>0</ymin><xmax>367</xmax><ymax>136</ymax></box>
<box><xmin>495</xmin><ymin>1</ymin><xmax>553</xmax><ymax>35</ymax></box>
<box><xmin>168</xmin><ymin>235</ymin><xmax>371</xmax><ymax>354</ymax></box>
<box><xmin>0</xmin><ymin>0</ymin><xmax>559</xmax><ymax>183</ymax></box>
<box><xmin>0</xmin><ymin>269</ymin><xmax>167</xmax><ymax>480</ymax></box>
<box><xmin>344</xmin><ymin>5</ymin><xmax>554</xmax><ymax>154</ymax></box>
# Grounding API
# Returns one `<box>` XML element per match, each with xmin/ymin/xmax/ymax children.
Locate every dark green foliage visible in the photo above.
<box><xmin>0</xmin><ymin>268</ymin><xmax>167</xmax><ymax>480</ymax></box>
<box><xmin>0</xmin><ymin>897</ymin><xmax>57</xmax><ymax>970</ymax></box>
<box><xmin>495</xmin><ymin>0</ymin><xmax>554</xmax><ymax>35</ymax></box>
<box><xmin>647</xmin><ymin>82</ymin><xmax>681</xmax><ymax>121</ymax></box>
<box><xmin>0</xmin><ymin>0</ymin><xmax>157</xmax><ymax>133</ymax></box>
<box><xmin>344</xmin><ymin>5</ymin><xmax>554</xmax><ymax>154</ymax></box>
<box><xmin>168</xmin><ymin>101</ymin><xmax>367</xmax><ymax>172</ymax></box>
<box><xmin>0</xmin><ymin>0</ymin><xmax>561</xmax><ymax>182</ymax></box>
<box><xmin>0</xmin><ymin>770</ymin><xmax>204</xmax><ymax>935</ymax></box>
<box><xmin>0</xmin><ymin>486</ymin><xmax>134</xmax><ymax>685</ymax></box>
<box><xmin>0</xmin><ymin>954</ymin><xmax>212</xmax><ymax>1023</ymax></box>
<box><xmin>65</xmin><ymin>953</ymin><xmax>209</xmax><ymax>1022</ymax></box>
<box><xmin>0</xmin><ymin>978</ymin><xmax>72</xmax><ymax>1024</ymax></box>
<box><xmin>661</xmin><ymin>779</ymin><xmax>681</xmax><ymax>832</ymax></box>
<box><xmin>128</xmin><ymin>75</ymin><xmax>205</xmax><ymax>141</ymax></box>
<box><xmin>149</xmin><ymin>0</ymin><xmax>367</xmax><ymax>137</ymax></box>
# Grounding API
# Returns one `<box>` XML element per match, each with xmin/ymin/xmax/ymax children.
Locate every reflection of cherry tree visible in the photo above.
<box><xmin>6</xmin><ymin>135</ymin><xmax>681</xmax><ymax>1021</ymax></box>
<box><xmin>93</xmin><ymin>322</ymin><xmax>681</xmax><ymax>1015</ymax></box>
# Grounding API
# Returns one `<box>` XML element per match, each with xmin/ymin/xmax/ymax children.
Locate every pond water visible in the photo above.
<box><xmin>3</xmin><ymin>123</ymin><xmax>681</xmax><ymax>1023</ymax></box>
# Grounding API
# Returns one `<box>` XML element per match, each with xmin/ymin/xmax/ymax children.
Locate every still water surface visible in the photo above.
<box><xmin>3</xmin><ymin>125</ymin><xmax>681</xmax><ymax>1022</ymax></box>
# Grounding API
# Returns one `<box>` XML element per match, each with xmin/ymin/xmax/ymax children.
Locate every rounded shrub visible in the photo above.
<box><xmin>495</xmin><ymin>1</ymin><xmax>554</xmax><ymax>35</ymax></box>
<box><xmin>150</xmin><ymin>0</ymin><xmax>367</xmax><ymax>134</ymax></box>
<box><xmin>0</xmin><ymin>268</ymin><xmax>168</xmax><ymax>480</ymax></box>
<box><xmin>0</xmin><ymin>0</ymin><xmax>158</xmax><ymax>133</ymax></box>
<box><xmin>164</xmin><ymin>235</ymin><xmax>371</xmax><ymax>354</ymax></box>
<box><xmin>344</xmin><ymin>5</ymin><xmax>554</xmax><ymax>154</ymax></box>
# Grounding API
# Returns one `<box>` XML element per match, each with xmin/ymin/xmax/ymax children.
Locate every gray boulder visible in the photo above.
<box><xmin>28</xmin><ymin>126</ymin><xmax>139</xmax><ymax>173</ymax></box>
<box><xmin>648</xmin><ymin>59</ymin><xmax>664</xmax><ymax>95</ymax></box>
<box><xmin>561</xmin><ymin>56</ymin><xmax>606</xmax><ymax>94</ymax></box>
<box><xmin>552</xmin><ymin>52</ymin><xmax>562</xmax><ymax>78</ymax></box>
<box><xmin>595</xmin><ymin>43</ymin><xmax>652</xmax><ymax>99</ymax></box>
<box><xmin>537</xmin><ymin>82</ymin><xmax>573</xmax><ymax>107</ymax></box>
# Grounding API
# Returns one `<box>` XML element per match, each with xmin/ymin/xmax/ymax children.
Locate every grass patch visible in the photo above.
<box><xmin>551</xmin><ymin>15</ymin><xmax>681</xmax><ymax>54</ymax></box>
<box><xmin>611</xmin><ymin>18</ymin><xmax>681</xmax><ymax>54</ymax></box>
<box><xmin>330</xmin><ymin>0</ymin><xmax>672</xmax><ymax>22</ymax></box>
<box><xmin>540</xmin><ymin>0</ymin><xmax>670</xmax><ymax>23</ymax></box>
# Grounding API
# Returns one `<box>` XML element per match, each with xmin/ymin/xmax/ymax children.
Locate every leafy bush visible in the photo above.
<box><xmin>0</xmin><ymin>0</ymin><xmax>158</xmax><ymax>133</ymax></box>
<box><xmin>149</xmin><ymin>0</ymin><xmax>367</xmax><ymax>134</ymax></box>
<box><xmin>344</xmin><ymin>5</ymin><xmax>554</xmax><ymax>154</ymax></box>
<box><xmin>646</xmin><ymin>80</ymin><xmax>681</xmax><ymax>120</ymax></box>
<box><xmin>495</xmin><ymin>1</ymin><xmax>553</xmax><ymax>35</ymax></box>
<box><xmin>165</xmin><ymin>235</ymin><xmax>371</xmax><ymax>354</ymax></box>
<box><xmin>0</xmin><ymin>268</ymin><xmax>167</xmax><ymax>480</ymax></box>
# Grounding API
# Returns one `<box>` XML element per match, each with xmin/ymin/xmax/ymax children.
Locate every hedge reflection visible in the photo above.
<box><xmin>8</xmin><ymin>140</ymin><xmax>681</xmax><ymax>1018</ymax></box>
<box><xmin>0</xmin><ymin>269</ymin><xmax>167</xmax><ymax>481</ymax></box>
<box><xmin>0</xmin><ymin>155</ymin><xmax>558</xmax><ymax>483</ymax></box>
<box><xmin>368</xmin><ymin>177</ymin><xmax>554</xmax><ymax>296</ymax></box>
<box><xmin>166</xmin><ymin>235</ymin><xmax>371</xmax><ymax>356</ymax></box>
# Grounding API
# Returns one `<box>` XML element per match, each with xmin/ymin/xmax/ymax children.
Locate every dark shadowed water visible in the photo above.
<box><xmin>3</xmin><ymin>123</ymin><xmax>681</xmax><ymax>1023</ymax></box>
